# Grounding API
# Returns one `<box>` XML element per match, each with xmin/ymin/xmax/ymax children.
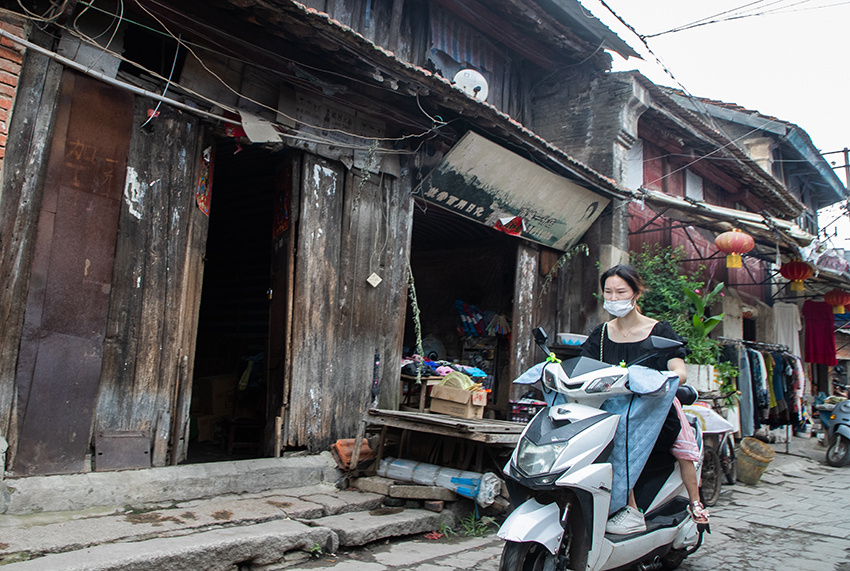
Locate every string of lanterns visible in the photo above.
<box><xmin>714</xmin><ymin>229</ymin><xmax>849</xmax><ymax>310</ymax></box>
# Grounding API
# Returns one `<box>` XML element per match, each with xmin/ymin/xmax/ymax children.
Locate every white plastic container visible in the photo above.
<box><xmin>556</xmin><ymin>333</ymin><xmax>588</xmax><ymax>346</ymax></box>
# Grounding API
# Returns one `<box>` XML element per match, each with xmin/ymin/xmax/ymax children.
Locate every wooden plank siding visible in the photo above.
<box><xmin>508</xmin><ymin>241</ymin><xmax>563</xmax><ymax>402</ymax></box>
<box><xmin>94</xmin><ymin>101</ymin><xmax>207</xmax><ymax>466</ymax></box>
<box><xmin>0</xmin><ymin>46</ymin><xmax>63</xmax><ymax>452</ymax></box>
<box><xmin>287</xmin><ymin>155</ymin><xmax>412</xmax><ymax>451</ymax></box>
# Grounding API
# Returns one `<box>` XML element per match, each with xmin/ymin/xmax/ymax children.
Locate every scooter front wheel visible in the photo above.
<box><xmin>826</xmin><ymin>434</ymin><xmax>850</xmax><ymax>467</ymax></box>
<box><xmin>499</xmin><ymin>541</ymin><xmax>557</xmax><ymax>571</ymax></box>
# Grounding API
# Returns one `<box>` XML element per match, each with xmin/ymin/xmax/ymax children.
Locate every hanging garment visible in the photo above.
<box><xmin>802</xmin><ymin>300</ymin><xmax>838</xmax><ymax>366</ymax></box>
<box><xmin>738</xmin><ymin>347</ymin><xmax>755</xmax><ymax>437</ymax></box>
<box><xmin>766</xmin><ymin>353</ymin><xmax>777</xmax><ymax>410</ymax></box>
<box><xmin>772</xmin><ymin>302</ymin><xmax>802</xmax><ymax>358</ymax></box>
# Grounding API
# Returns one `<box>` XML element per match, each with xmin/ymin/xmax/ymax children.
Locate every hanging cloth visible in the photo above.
<box><xmin>738</xmin><ymin>347</ymin><xmax>755</xmax><ymax>437</ymax></box>
<box><xmin>802</xmin><ymin>300</ymin><xmax>838</xmax><ymax>366</ymax></box>
<box><xmin>772</xmin><ymin>302</ymin><xmax>802</xmax><ymax>358</ymax></box>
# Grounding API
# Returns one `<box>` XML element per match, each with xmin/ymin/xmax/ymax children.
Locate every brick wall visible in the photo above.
<box><xmin>0</xmin><ymin>11</ymin><xmax>27</xmax><ymax>169</ymax></box>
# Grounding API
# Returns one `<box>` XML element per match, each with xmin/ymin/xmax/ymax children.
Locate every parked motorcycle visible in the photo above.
<box><xmin>497</xmin><ymin>328</ymin><xmax>705</xmax><ymax>571</ymax></box>
<box><xmin>825</xmin><ymin>399</ymin><xmax>850</xmax><ymax>467</ymax></box>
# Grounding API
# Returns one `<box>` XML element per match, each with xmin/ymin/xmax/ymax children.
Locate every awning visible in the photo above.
<box><xmin>419</xmin><ymin>132</ymin><xmax>610</xmax><ymax>250</ymax></box>
<box><xmin>636</xmin><ymin>188</ymin><xmax>814</xmax><ymax>251</ymax></box>
<box><xmin>634</xmin><ymin>189</ymin><xmax>850</xmax><ymax>296</ymax></box>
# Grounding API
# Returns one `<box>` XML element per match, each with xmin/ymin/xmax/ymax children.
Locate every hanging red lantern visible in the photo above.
<box><xmin>824</xmin><ymin>289</ymin><xmax>850</xmax><ymax>314</ymax></box>
<box><xmin>779</xmin><ymin>260</ymin><xmax>814</xmax><ymax>292</ymax></box>
<box><xmin>715</xmin><ymin>229</ymin><xmax>755</xmax><ymax>268</ymax></box>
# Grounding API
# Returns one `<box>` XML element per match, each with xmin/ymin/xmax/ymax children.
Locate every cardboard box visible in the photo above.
<box><xmin>429</xmin><ymin>385</ymin><xmax>487</xmax><ymax>419</ymax></box>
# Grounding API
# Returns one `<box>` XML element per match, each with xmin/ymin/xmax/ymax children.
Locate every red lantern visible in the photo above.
<box><xmin>779</xmin><ymin>260</ymin><xmax>814</xmax><ymax>292</ymax></box>
<box><xmin>715</xmin><ymin>229</ymin><xmax>755</xmax><ymax>268</ymax></box>
<box><xmin>824</xmin><ymin>289</ymin><xmax>850</xmax><ymax>314</ymax></box>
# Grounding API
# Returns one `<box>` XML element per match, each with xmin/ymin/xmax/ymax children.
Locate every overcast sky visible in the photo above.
<box><xmin>579</xmin><ymin>0</ymin><xmax>850</xmax><ymax>245</ymax></box>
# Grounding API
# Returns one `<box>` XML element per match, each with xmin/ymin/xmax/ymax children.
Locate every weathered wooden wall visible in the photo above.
<box><xmin>0</xmin><ymin>43</ymin><xmax>62</xmax><ymax>450</ymax></box>
<box><xmin>509</xmin><ymin>242</ymin><xmax>560</xmax><ymax>402</ymax></box>
<box><xmin>287</xmin><ymin>154</ymin><xmax>412</xmax><ymax>451</ymax></box>
<box><xmin>308</xmin><ymin>0</ymin><xmax>421</xmax><ymax>65</ymax></box>
<box><xmin>94</xmin><ymin>102</ymin><xmax>207</xmax><ymax>466</ymax></box>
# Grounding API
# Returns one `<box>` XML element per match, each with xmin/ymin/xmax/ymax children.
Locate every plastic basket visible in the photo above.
<box><xmin>737</xmin><ymin>437</ymin><xmax>776</xmax><ymax>485</ymax></box>
<box><xmin>509</xmin><ymin>401</ymin><xmax>546</xmax><ymax>423</ymax></box>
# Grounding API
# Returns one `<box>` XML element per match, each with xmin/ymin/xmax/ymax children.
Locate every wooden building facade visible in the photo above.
<box><xmin>0</xmin><ymin>0</ymin><xmax>631</xmax><ymax>477</ymax></box>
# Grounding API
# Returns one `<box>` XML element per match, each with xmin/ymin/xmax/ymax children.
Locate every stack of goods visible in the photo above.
<box><xmin>430</xmin><ymin>371</ymin><xmax>488</xmax><ymax>419</ymax></box>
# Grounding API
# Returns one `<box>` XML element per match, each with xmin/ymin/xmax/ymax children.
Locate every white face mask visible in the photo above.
<box><xmin>603</xmin><ymin>297</ymin><xmax>635</xmax><ymax>317</ymax></box>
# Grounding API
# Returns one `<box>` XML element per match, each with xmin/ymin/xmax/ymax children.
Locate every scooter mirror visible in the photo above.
<box><xmin>533</xmin><ymin>327</ymin><xmax>549</xmax><ymax>346</ymax></box>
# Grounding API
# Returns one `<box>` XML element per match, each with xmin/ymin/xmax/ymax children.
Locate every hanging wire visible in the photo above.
<box><xmin>140</xmin><ymin>32</ymin><xmax>181</xmax><ymax>128</ymax></box>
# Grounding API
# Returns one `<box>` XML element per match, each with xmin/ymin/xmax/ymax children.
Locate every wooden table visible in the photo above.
<box><xmin>363</xmin><ymin>408</ymin><xmax>526</xmax><ymax>473</ymax></box>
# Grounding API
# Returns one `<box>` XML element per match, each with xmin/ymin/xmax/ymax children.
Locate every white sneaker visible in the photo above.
<box><xmin>605</xmin><ymin>505</ymin><xmax>646</xmax><ymax>535</ymax></box>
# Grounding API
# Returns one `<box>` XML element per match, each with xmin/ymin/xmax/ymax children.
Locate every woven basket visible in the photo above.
<box><xmin>737</xmin><ymin>436</ymin><xmax>776</xmax><ymax>485</ymax></box>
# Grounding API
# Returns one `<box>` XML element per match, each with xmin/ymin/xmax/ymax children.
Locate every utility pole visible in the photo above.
<box><xmin>844</xmin><ymin>147</ymin><xmax>850</xmax><ymax>189</ymax></box>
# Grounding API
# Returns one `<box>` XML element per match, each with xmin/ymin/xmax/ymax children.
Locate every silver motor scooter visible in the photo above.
<box><xmin>497</xmin><ymin>328</ymin><xmax>706</xmax><ymax>571</ymax></box>
<box><xmin>825</xmin><ymin>399</ymin><xmax>850</xmax><ymax>467</ymax></box>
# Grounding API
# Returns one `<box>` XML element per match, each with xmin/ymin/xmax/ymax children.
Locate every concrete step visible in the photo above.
<box><xmin>1</xmin><ymin>452</ymin><xmax>339</xmax><ymax>515</ymax></box>
<box><xmin>1</xmin><ymin>519</ymin><xmax>336</xmax><ymax>571</ymax></box>
<box><xmin>310</xmin><ymin>507</ymin><xmax>455</xmax><ymax>547</ymax></box>
<box><xmin>0</xmin><ymin>482</ymin><xmax>457</xmax><ymax>569</ymax></box>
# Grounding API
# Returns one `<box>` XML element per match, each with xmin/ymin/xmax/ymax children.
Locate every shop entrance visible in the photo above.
<box><xmin>188</xmin><ymin>141</ymin><xmax>293</xmax><ymax>462</ymax></box>
<box><xmin>404</xmin><ymin>203</ymin><xmax>517</xmax><ymax>417</ymax></box>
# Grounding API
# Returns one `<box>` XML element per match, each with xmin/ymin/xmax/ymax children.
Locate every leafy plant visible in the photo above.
<box><xmin>630</xmin><ymin>245</ymin><xmax>705</xmax><ymax>325</ymax></box>
<box><xmin>438</xmin><ymin>523</ymin><xmax>457</xmax><ymax>538</ymax></box>
<box><xmin>457</xmin><ymin>513</ymin><xmax>496</xmax><ymax>537</ymax></box>
<box><xmin>681</xmin><ymin>283</ymin><xmax>725</xmax><ymax>366</ymax></box>
<box><xmin>308</xmin><ymin>542</ymin><xmax>323</xmax><ymax>558</ymax></box>
<box><xmin>714</xmin><ymin>361</ymin><xmax>741</xmax><ymax>406</ymax></box>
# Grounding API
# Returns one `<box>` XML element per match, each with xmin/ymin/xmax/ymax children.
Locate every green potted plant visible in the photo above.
<box><xmin>631</xmin><ymin>246</ymin><xmax>739</xmax><ymax>400</ymax></box>
<box><xmin>681</xmin><ymin>283</ymin><xmax>725</xmax><ymax>393</ymax></box>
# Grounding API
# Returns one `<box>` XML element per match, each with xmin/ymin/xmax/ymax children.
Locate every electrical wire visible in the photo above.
<box><xmin>33</xmin><ymin>8</ymin><xmax>445</xmax><ymax>152</ymax></box>
<box><xmin>645</xmin><ymin>0</ymin><xmax>850</xmax><ymax>38</ymax></box>
<box><xmin>129</xmin><ymin>0</ymin><xmax>445</xmax><ymax>144</ymax></box>
<box><xmin>641</xmin><ymin>115</ymin><xmax>787</xmax><ymax>190</ymax></box>
<box><xmin>54</xmin><ymin>0</ymin><xmax>448</xmax><ymax>147</ymax></box>
<box><xmin>140</xmin><ymin>33</ymin><xmax>181</xmax><ymax>128</ymax></box>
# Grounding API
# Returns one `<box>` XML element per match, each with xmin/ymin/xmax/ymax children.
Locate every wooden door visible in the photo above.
<box><xmin>14</xmin><ymin>71</ymin><xmax>133</xmax><ymax>475</ymax></box>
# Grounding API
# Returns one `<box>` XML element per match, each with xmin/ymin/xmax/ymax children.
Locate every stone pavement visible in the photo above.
<box><xmin>285</xmin><ymin>435</ymin><xmax>850</xmax><ymax>571</ymax></box>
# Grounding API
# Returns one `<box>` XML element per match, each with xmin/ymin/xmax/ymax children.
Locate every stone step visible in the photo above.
<box><xmin>1</xmin><ymin>519</ymin><xmax>336</xmax><ymax>571</ymax></box>
<box><xmin>2</xmin><ymin>453</ymin><xmax>338</xmax><ymax>515</ymax></box>
<box><xmin>0</xmin><ymin>485</ymin><xmax>382</xmax><ymax>560</ymax></box>
<box><xmin>0</xmin><ymin>484</ymin><xmax>455</xmax><ymax>569</ymax></box>
<box><xmin>310</xmin><ymin>507</ymin><xmax>456</xmax><ymax>547</ymax></box>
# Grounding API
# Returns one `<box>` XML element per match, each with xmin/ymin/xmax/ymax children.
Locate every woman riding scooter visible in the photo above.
<box><xmin>580</xmin><ymin>265</ymin><xmax>708</xmax><ymax>534</ymax></box>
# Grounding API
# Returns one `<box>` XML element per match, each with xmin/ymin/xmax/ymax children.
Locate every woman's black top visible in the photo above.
<box><xmin>580</xmin><ymin>320</ymin><xmax>689</xmax><ymax>472</ymax></box>
<box><xmin>580</xmin><ymin>321</ymin><xmax>688</xmax><ymax>371</ymax></box>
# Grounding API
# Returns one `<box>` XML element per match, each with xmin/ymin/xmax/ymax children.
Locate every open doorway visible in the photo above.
<box><xmin>403</xmin><ymin>202</ymin><xmax>517</xmax><ymax>418</ymax></box>
<box><xmin>187</xmin><ymin>141</ymin><xmax>293</xmax><ymax>462</ymax></box>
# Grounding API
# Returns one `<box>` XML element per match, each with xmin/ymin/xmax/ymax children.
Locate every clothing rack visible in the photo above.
<box><xmin>717</xmin><ymin>337</ymin><xmax>789</xmax><ymax>353</ymax></box>
<box><xmin>717</xmin><ymin>337</ymin><xmax>793</xmax><ymax>454</ymax></box>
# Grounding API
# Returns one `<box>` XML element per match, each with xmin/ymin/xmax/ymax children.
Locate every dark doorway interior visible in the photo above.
<box><xmin>404</xmin><ymin>202</ymin><xmax>517</xmax><ymax>415</ymax></box>
<box><xmin>188</xmin><ymin>141</ymin><xmax>289</xmax><ymax>462</ymax></box>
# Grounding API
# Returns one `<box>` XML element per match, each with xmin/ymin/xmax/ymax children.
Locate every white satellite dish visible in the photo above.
<box><xmin>453</xmin><ymin>69</ymin><xmax>489</xmax><ymax>102</ymax></box>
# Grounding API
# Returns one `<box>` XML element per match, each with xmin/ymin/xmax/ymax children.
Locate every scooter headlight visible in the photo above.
<box><xmin>516</xmin><ymin>438</ymin><xmax>568</xmax><ymax>476</ymax></box>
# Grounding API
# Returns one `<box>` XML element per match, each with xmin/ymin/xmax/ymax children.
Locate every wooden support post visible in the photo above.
<box><xmin>274</xmin><ymin>415</ymin><xmax>282</xmax><ymax>458</ymax></box>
